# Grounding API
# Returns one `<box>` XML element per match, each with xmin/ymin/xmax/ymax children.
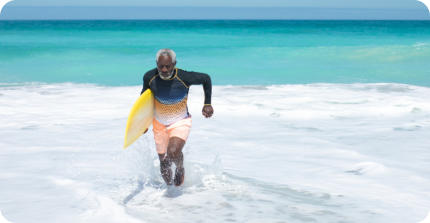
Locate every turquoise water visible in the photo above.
<box><xmin>0</xmin><ymin>20</ymin><xmax>430</xmax><ymax>86</ymax></box>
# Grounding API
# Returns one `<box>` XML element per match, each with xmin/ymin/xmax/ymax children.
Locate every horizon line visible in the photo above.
<box><xmin>2</xmin><ymin>18</ymin><xmax>430</xmax><ymax>21</ymax></box>
<box><xmin>4</xmin><ymin>5</ymin><xmax>422</xmax><ymax>9</ymax></box>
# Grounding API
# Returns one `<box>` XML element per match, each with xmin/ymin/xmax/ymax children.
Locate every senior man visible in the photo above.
<box><xmin>141</xmin><ymin>49</ymin><xmax>213</xmax><ymax>186</ymax></box>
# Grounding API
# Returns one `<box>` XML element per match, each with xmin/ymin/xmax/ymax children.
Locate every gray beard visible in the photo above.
<box><xmin>159</xmin><ymin>70</ymin><xmax>174</xmax><ymax>80</ymax></box>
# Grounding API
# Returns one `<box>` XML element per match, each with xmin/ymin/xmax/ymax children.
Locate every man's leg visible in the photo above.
<box><xmin>158</xmin><ymin>153</ymin><xmax>172</xmax><ymax>185</ymax></box>
<box><xmin>166</xmin><ymin>136</ymin><xmax>186</xmax><ymax>186</ymax></box>
<box><xmin>152</xmin><ymin>119</ymin><xmax>172</xmax><ymax>185</ymax></box>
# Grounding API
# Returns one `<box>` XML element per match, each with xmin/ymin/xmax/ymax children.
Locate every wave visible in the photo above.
<box><xmin>0</xmin><ymin>82</ymin><xmax>429</xmax><ymax>222</ymax></box>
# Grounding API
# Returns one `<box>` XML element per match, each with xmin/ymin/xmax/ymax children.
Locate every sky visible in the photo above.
<box><xmin>1</xmin><ymin>0</ymin><xmax>430</xmax><ymax>19</ymax></box>
<box><xmin>4</xmin><ymin>0</ymin><xmax>427</xmax><ymax>8</ymax></box>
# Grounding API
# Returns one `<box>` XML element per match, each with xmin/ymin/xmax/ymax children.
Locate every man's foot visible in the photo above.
<box><xmin>160</xmin><ymin>158</ymin><xmax>172</xmax><ymax>185</ymax></box>
<box><xmin>174</xmin><ymin>167</ymin><xmax>185</xmax><ymax>186</ymax></box>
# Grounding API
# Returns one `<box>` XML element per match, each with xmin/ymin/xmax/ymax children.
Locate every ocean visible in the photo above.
<box><xmin>1</xmin><ymin>20</ymin><xmax>430</xmax><ymax>86</ymax></box>
<box><xmin>0</xmin><ymin>20</ymin><xmax>430</xmax><ymax>223</ymax></box>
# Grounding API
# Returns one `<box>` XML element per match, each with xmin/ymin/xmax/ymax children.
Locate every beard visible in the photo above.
<box><xmin>159</xmin><ymin>69</ymin><xmax>174</xmax><ymax>80</ymax></box>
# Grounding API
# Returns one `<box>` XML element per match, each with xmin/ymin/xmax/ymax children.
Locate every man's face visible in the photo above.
<box><xmin>157</xmin><ymin>55</ymin><xmax>176</xmax><ymax>78</ymax></box>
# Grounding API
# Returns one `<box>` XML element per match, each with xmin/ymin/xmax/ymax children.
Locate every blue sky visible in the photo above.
<box><xmin>2</xmin><ymin>0</ymin><xmax>430</xmax><ymax>20</ymax></box>
<box><xmin>6</xmin><ymin>0</ymin><xmax>427</xmax><ymax>8</ymax></box>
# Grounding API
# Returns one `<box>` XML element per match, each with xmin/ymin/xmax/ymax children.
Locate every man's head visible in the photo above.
<box><xmin>156</xmin><ymin>49</ymin><xmax>176</xmax><ymax>79</ymax></box>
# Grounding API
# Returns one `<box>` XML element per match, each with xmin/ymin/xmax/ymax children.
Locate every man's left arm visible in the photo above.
<box><xmin>181</xmin><ymin>70</ymin><xmax>214</xmax><ymax>118</ymax></box>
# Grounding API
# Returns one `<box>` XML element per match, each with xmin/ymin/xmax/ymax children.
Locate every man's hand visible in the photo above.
<box><xmin>202</xmin><ymin>105</ymin><xmax>214</xmax><ymax>118</ymax></box>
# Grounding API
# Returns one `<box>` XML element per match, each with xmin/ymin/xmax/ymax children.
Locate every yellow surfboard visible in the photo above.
<box><xmin>124</xmin><ymin>89</ymin><xmax>154</xmax><ymax>149</ymax></box>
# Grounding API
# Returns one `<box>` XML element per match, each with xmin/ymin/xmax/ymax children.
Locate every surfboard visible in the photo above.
<box><xmin>124</xmin><ymin>89</ymin><xmax>154</xmax><ymax>149</ymax></box>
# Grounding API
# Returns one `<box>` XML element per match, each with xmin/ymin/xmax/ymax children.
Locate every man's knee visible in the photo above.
<box><xmin>167</xmin><ymin>137</ymin><xmax>185</xmax><ymax>157</ymax></box>
<box><xmin>167</xmin><ymin>148</ymin><xmax>179</xmax><ymax>158</ymax></box>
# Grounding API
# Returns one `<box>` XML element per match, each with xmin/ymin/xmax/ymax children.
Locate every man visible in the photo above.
<box><xmin>141</xmin><ymin>49</ymin><xmax>213</xmax><ymax>186</ymax></box>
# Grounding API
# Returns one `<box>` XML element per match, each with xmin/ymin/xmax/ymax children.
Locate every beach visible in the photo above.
<box><xmin>0</xmin><ymin>20</ymin><xmax>430</xmax><ymax>222</ymax></box>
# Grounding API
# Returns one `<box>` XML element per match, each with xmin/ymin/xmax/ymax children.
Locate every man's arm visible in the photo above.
<box><xmin>141</xmin><ymin>69</ymin><xmax>157</xmax><ymax>95</ymax></box>
<box><xmin>140</xmin><ymin>69</ymin><xmax>156</xmax><ymax>134</ymax></box>
<box><xmin>180</xmin><ymin>70</ymin><xmax>212</xmax><ymax>104</ymax></box>
<box><xmin>179</xmin><ymin>70</ymin><xmax>213</xmax><ymax>118</ymax></box>
<box><xmin>141</xmin><ymin>74</ymin><xmax>149</xmax><ymax>95</ymax></box>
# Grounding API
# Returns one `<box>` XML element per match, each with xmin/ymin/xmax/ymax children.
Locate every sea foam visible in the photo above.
<box><xmin>0</xmin><ymin>82</ymin><xmax>429</xmax><ymax>222</ymax></box>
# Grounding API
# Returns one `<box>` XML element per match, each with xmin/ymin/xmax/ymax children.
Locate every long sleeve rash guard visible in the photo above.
<box><xmin>141</xmin><ymin>68</ymin><xmax>212</xmax><ymax>125</ymax></box>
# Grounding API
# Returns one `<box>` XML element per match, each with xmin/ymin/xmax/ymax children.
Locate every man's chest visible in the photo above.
<box><xmin>150</xmin><ymin>78</ymin><xmax>189</xmax><ymax>102</ymax></box>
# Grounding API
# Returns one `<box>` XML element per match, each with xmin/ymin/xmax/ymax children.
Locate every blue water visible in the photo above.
<box><xmin>1</xmin><ymin>20</ymin><xmax>430</xmax><ymax>86</ymax></box>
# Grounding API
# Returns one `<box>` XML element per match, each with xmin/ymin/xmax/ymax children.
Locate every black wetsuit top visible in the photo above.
<box><xmin>141</xmin><ymin>68</ymin><xmax>212</xmax><ymax>125</ymax></box>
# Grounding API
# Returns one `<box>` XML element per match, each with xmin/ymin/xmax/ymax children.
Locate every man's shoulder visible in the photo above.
<box><xmin>144</xmin><ymin>68</ymin><xmax>157</xmax><ymax>76</ymax></box>
<box><xmin>176</xmin><ymin>68</ymin><xmax>187</xmax><ymax>75</ymax></box>
<box><xmin>143</xmin><ymin>68</ymin><xmax>158</xmax><ymax>80</ymax></box>
<box><xmin>177</xmin><ymin>68</ymin><xmax>207</xmax><ymax>77</ymax></box>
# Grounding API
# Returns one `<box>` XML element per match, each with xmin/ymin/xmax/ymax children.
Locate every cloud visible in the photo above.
<box><xmin>0</xmin><ymin>0</ymin><xmax>14</xmax><ymax>15</ymax></box>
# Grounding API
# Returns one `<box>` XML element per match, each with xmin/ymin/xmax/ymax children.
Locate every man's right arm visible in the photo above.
<box><xmin>141</xmin><ymin>69</ymin><xmax>156</xmax><ymax>95</ymax></box>
<box><xmin>141</xmin><ymin>75</ymin><xmax>149</xmax><ymax>95</ymax></box>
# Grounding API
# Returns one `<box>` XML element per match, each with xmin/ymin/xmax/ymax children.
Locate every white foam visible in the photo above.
<box><xmin>50</xmin><ymin>177</ymin><xmax>143</xmax><ymax>223</ymax></box>
<box><xmin>80</xmin><ymin>195</ymin><xmax>143</xmax><ymax>223</ymax></box>
<box><xmin>346</xmin><ymin>161</ymin><xmax>388</xmax><ymax>175</ymax></box>
<box><xmin>1</xmin><ymin>82</ymin><xmax>430</xmax><ymax>222</ymax></box>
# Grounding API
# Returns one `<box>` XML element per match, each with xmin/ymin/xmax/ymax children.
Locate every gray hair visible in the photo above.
<box><xmin>156</xmin><ymin>49</ymin><xmax>176</xmax><ymax>63</ymax></box>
